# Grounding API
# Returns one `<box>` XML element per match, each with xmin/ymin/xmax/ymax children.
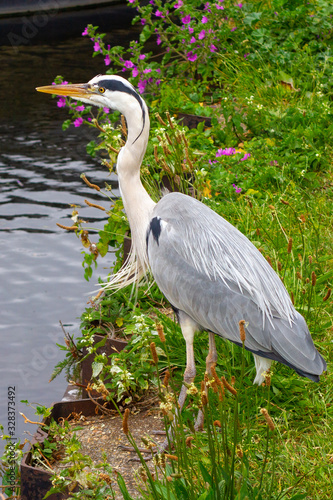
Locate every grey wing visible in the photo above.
<box><xmin>147</xmin><ymin>192</ymin><xmax>326</xmax><ymax>379</ymax></box>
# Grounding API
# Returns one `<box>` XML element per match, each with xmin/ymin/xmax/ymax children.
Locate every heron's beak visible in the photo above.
<box><xmin>36</xmin><ymin>83</ymin><xmax>93</xmax><ymax>99</ymax></box>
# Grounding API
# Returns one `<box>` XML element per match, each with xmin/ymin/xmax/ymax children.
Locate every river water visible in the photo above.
<box><xmin>0</xmin><ymin>28</ymin><xmax>138</xmax><ymax>451</ymax></box>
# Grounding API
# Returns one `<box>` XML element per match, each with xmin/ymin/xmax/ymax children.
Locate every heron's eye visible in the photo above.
<box><xmin>99</xmin><ymin>87</ymin><xmax>106</xmax><ymax>94</ymax></box>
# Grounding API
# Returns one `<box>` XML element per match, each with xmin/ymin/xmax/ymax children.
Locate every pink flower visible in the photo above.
<box><xmin>76</xmin><ymin>105</ymin><xmax>85</xmax><ymax>112</ymax></box>
<box><xmin>190</xmin><ymin>36</ymin><xmax>196</xmax><ymax>43</ymax></box>
<box><xmin>143</xmin><ymin>68</ymin><xmax>152</xmax><ymax>73</ymax></box>
<box><xmin>93</xmin><ymin>41</ymin><xmax>101</xmax><ymax>52</ymax></box>
<box><xmin>103</xmin><ymin>107</ymin><xmax>109</xmax><ymax>113</ymax></box>
<box><xmin>202</xmin><ymin>16</ymin><xmax>208</xmax><ymax>23</ymax></box>
<box><xmin>139</xmin><ymin>54</ymin><xmax>146</xmax><ymax>60</ymax></box>
<box><xmin>198</xmin><ymin>30</ymin><xmax>206</xmax><ymax>40</ymax></box>
<box><xmin>74</xmin><ymin>117</ymin><xmax>83</xmax><ymax>127</ymax></box>
<box><xmin>155</xmin><ymin>10</ymin><xmax>164</xmax><ymax>17</ymax></box>
<box><xmin>132</xmin><ymin>67</ymin><xmax>139</xmax><ymax>77</ymax></box>
<box><xmin>231</xmin><ymin>26</ymin><xmax>237</xmax><ymax>32</ymax></box>
<box><xmin>174</xmin><ymin>0</ymin><xmax>183</xmax><ymax>7</ymax></box>
<box><xmin>236</xmin><ymin>3</ymin><xmax>243</xmax><ymax>8</ymax></box>
<box><xmin>104</xmin><ymin>55</ymin><xmax>111</xmax><ymax>66</ymax></box>
<box><xmin>232</xmin><ymin>184</ymin><xmax>242</xmax><ymax>193</ymax></box>
<box><xmin>141</xmin><ymin>18</ymin><xmax>146</xmax><ymax>25</ymax></box>
<box><xmin>244</xmin><ymin>53</ymin><xmax>249</xmax><ymax>59</ymax></box>
<box><xmin>156</xmin><ymin>35</ymin><xmax>162</xmax><ymax>45</ymax></box>
<box><xmin>82</xmin><ymin>27</ymin><xmax>88</xmax><ymax>36</ymax></box>
<box><xmin>188</xmin><ymin>26</ymin><xmax>194</xmax><ymax>34</ymax></box>
<box><xmin>210</xmin><ymin>44</ymin><xmax>217</xmax><ymax>52</ymax></box>
<box><xmin>181</xmin><ymin>15</ymin><xmax>191</xmax><ymax>24</ymax></box>
<box><xmin>216</xmin><ymin>4</ymin><xmax>224</xmax><ymax>9</ymax></box>
<box><xmin>240</xmin><ymin>153</ymin><xmax>251</xmax><ymax>161</ymax></box>
<box><xmin>57</xmin><ymin>97</ymin><xmax>66</xmax><ymax>108</ymax></box>
<box><xmin>186</xmin><ymin>51</ymin><xmax>197</xmax><ymax>62</ymax></box>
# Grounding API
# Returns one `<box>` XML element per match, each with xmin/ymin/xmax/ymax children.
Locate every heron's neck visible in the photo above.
<box><xmin>116</xmin><ymin>102</ymin><xmax>156</xmax><ymax>269</ymax></box>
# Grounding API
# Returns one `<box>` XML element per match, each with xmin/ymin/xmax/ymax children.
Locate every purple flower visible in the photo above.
<box><xmin>57</xmin><ymin>97</ymin><xmax>66</xmax><ymax>108</ymax></box>
<box><xmin>240</xmin><ymin>153</ymin><xmax>251</xmax><ymax>161</ymax></box>
<box><xmin>216</xmin><ymin>147</ymin><xmax>236</xmax><ymax>157</ymax></box>
<box><xmin>139</xmin><ymin>54</ymin><xmax>146</xmax><ymax>60</ymax></box>
<box><xmin>156</xmin><ymin>35</ymin><xmax>162</xmax><ymax>45</ymax></box>
<box><xmin>93</xmin><ymin>41</ymin><xmax>101</xmax><ymax>52</ymax></box>
<box><xmin>74</xmin><ymin>117</ymin><xmax>83</xmax><ymax>127</ymax></box>
<box><xmin>186</xmin><ymin>51</ymin><xmax>197</xmax><ymax>62</ymax></box>
<box><xmin>104</xmin><ymin>55</ymin><xmax>111</xmax><ymax>66</ymax></box>
<box><xmin>188</xmin><ymin>26</ymin><xmax>194</xmax><ymax>34</ymax></box>
<box><xmin>190</xmin><ymin>36</ymin><xmax>196</xmax><ymax>43</ymax></box>
<box><xmin>103</xmin><ymin>107</ymin><xmax>109</xmax><ymax>113</ymax></box>
<box><xmin>155</xmin><ymin>10</ymin><xmax>164</xmax><ymax>17</ymax></box>
<box><xmin>141</xmin><ymin>18</ymin><xmax>146</xmax><ymax>25</ymax></box>
<box><xmin>232</xmin><ymin>184</ymin><xmax>242</xmax><ymax>193</ymax></box>
<box><xmin>216</xmin><ymin>4</ymin><xmax>224</xmax><ymax>10</ymax></box>
<box><xmin>76</xmin><ymin>105</ymin><xmax>85</xmax><ymax>112</ymax></box>
<box><xmin>82</xmin><ymin>27</ymin><xmax>88</xmax><ymax>36</ymax></box>
<box><xmin>198</xmin><ymin>30</ymin><xmax>206</xmax><ymax>40</ymax></box>
<box><xmin>143</xmin><ymin>68</ymin><xmax>152</xmax><ymax>74</ymax></box>
<box><xmin>132</xmin><ymin>67</ymin><xmax>139</xmax><ymax>77</ymax></box>
<box><xmin>244</xmin><ymin>53</ymin><xmax>250</xmax><ymax>59</ymax></box>
<box><xmin>174</xmin><ymin>0</ymin><xmax>183</xmax><ymax>7</ymax></box>
<box><xmin>202</xmin><ymin>16</ymin><xmax>208</xmax><ymax>23</ymax></box>
<box><xmin>236</xmin><ymin>3</ymin><xmax>243</xmax><ymax>8</ymax></box>
<box><xmin>124</xmin><ymin>60</ymin><xmax>135</xmax><ymax>68</ymax></box>
<box><xmin>231</xmin><ymin>26</ymin><xmax>237</xmax><ymax>32</ymax></box>
<box><xmin>204</xmin><ymin>2</ymin><xmax>211</xmax><ymax>12</ymax></box>
<box><xmin>138</xmin><ymin>79</ymin><xmax>147</xmax><ymax>93</ymax></box>
<box><xmin>182</xmin><ymin>15</ymin><xmax>191</xmax><ymax>24</ymax></box>
<box><xmin>210</xmin><ymin>44</ymin><xmax>217</xmax><ymax>52</ymax></box>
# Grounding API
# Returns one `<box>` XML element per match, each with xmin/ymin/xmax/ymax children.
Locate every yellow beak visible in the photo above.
<box><xmin>36</xmin><ymin>83</ymin><xmax>92</xmax><ymax>99</ymax></box>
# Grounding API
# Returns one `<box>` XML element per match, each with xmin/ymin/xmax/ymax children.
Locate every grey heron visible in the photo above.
<box><xmin>37</xmin><ymin>75</ymin><xmax>326</xmax><ymax>414</ymax></box>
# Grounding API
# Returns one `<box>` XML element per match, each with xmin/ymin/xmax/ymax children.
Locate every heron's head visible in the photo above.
<box><xmin>36</xmin><ymin>74</ymin><xmax>144</xmax><ymax>115</ymax></box>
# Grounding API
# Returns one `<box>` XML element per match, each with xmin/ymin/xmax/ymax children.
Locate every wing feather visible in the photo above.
<box><xmin>151</xmin><ymin>192</ymin><xmax>294</xmax><ymax>325</ymax></box>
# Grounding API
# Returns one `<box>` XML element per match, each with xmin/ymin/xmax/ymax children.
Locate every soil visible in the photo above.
<box><xmin>51</xmin><ymin>405</ymin><xmax>166</xmax><ymax>499</ymax></box>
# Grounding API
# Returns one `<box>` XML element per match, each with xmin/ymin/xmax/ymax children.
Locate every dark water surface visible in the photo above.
<box><xmin>0</xmin><ymin>31</ymin><xmax>136</xmax><ymax>450</ymax></box>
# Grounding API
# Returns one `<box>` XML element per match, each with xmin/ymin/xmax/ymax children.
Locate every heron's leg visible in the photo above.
<box><xmin>206</xmin><ymin>331</ymin><xmax>218</xmax><ymax>376</ymax></box>
<box><xmin>176</xmin><ymin>312</ymin><xmax>198</xmax><ymax>412</ymax></box>
<box><xmin>195</xmin><ymin>331</ymin><xmax>218</xmax><ymax>431</ymax></box>
<box><xmin>158</xmin><ymin>312</ymin><xmax>198</xmax><ymax>453</ymax></box>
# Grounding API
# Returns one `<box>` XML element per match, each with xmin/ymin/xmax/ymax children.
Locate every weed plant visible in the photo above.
<box><xmin>2</xmin><ymin>0</ymin><xmax>332</xmax><ymax>498</ymax></box>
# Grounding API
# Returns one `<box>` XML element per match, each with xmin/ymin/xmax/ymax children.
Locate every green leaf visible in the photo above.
<box><xmin>86</xmin><ymin>140</ymin><xmax>97</xmax><ymax>157</ymax></box>
<box><xmin>140</xmin><ymin>25</ymin><xmax>152</xmax><ymax>44</ymax></box>
<box><xmin>117</xmin><ymin>473</ymin><xmax>134</xmax><ymax>500</ymax></box>
<box><xmin>243</xmin><ymin>12</ymin><xmax>262</xmax><ymax>26</ymax></box>
<box><xmin>199</xmin><ymin>461</ymin><xmax>213</xmax><ymax>486</ymax></box>
<box><xmin>62</xmin><ymin>119</ymin><xmax>71</xmax><ymax>131</ymax></box>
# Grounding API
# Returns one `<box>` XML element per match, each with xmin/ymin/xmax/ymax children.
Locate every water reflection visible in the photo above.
<box><xmin>0</xmin><ymin>29</ymin><xmax>134</xmax><ymax>449</ymax></box>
